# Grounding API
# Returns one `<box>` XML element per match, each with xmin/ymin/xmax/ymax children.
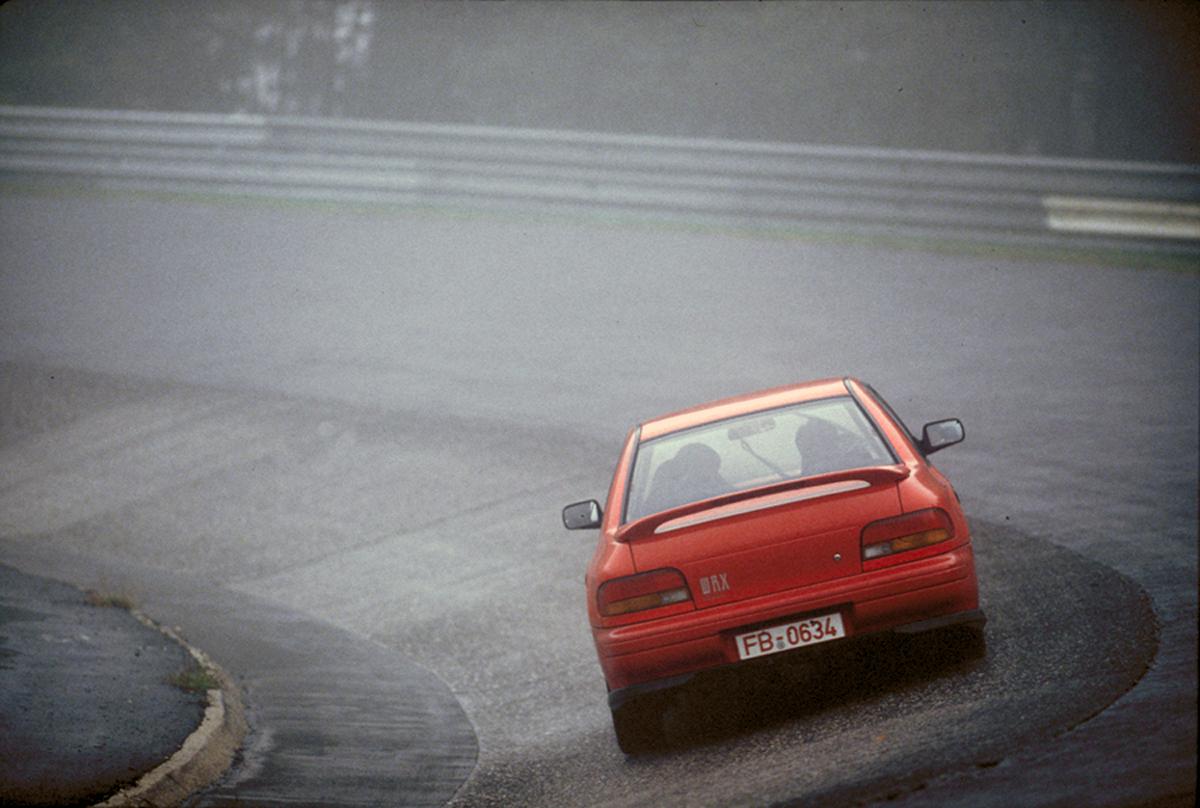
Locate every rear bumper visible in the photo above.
<box><xmin>607</xmin><ymin>605</ymin><xmax>986</xmax><ymax>710</ymax></box>
<box><xmin>598</xmin><ymin>543</ymin><xmax>981</xmax><ymax>706</ymax></box>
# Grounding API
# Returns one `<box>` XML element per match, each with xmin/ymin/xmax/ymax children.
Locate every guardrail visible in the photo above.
<box><xmin>2</xmin><ymin>105</ymin><xmax>1198</xmax><ymax>254</ymax></box>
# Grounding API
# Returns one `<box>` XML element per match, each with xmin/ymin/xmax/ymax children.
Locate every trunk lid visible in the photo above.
<box><xmin>622</xmin><ymin>468</ymin><xmax>906</xmax><ymax>608</ymax></box>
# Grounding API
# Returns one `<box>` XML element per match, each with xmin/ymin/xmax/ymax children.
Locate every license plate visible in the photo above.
<box><xmin>735</xmin><ymin>612</ymin><xmax>845</xmax><ymax>660</ymax></box>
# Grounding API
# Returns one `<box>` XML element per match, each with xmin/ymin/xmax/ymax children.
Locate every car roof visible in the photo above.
<box><xmin>639</xmin><ymin>377</ymin><xmax>854</xmax><ymax>441</ymax></box>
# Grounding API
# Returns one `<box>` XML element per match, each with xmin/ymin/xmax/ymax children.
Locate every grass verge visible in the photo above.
<box><xmin>3</xmin><ymin>179</ymin><xmax>1197</xmax><ymax>273</ymax></box>
<box><xmin>84</xmin><ymin>589</ymin><xmax>137</xmax><ymax>610</ymax></box>
<box><xmin>167</xmin><ymin>662</ymin><xmax>221</xmax><ymax>693</ymax></box>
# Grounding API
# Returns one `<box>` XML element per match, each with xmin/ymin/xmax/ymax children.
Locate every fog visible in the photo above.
<box><xmin>0</xmin><ymin>3</ymin><xmax>1196</xmax><ymax>807</ymax></box>
<box><xmin>1</xmin><ymin>0</ymin><xmax>1197</xmax><ymax>161</ymax></box>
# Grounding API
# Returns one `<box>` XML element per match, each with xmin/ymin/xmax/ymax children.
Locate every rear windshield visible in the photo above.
<box><xmin>624</xmin><ymin>396</ymin><xmax>895</xmax><ymax>523</ymax></box>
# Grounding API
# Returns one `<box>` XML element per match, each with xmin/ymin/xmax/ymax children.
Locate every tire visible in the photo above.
<box><xmin>610</xmin><ymin>695</ymin><xmax>665</xmax><ymax>754</ymax></box>
<box><xmin>941</xmin><ymin>623</ymin><xmax>987</xmax><ymax>661</ymax></box>
<box><xmin>901</xmin><ymin>622</ymin><xmax>987</xmax><ymax>664</ymax></box>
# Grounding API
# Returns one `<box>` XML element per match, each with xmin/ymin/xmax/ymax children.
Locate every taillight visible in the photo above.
<box><xmin>597</xmin><ymin>568</ymin><xmax>691</xmax><ymax>617</ymax></box>
<box><xmin>861</xmin><ymin>508</ymin><xmax>954</xmax><ymax>562</ymax></box>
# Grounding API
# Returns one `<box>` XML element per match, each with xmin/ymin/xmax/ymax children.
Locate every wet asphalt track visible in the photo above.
<box><xmin>0</xmin><ymin>191</ymin><xmax>1196</xmax><ymax>805</ymax></box>
<box><xmin>0</xmin><ymin>564</ymin><xmax>205</xmax><ymax>806</ymax></box>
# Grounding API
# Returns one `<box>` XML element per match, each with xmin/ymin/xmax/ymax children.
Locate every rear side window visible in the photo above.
<box><xmin>624</xmin><ymin>396</ymin><xmax>896</xmax><ymax>523</ymax></box>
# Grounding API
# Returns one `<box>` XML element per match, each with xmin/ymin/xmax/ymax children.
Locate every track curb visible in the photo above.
<box><xmin>93</xmin><ymin>612</ymin><xmax>248</xmax><ymax>808</ymax></box>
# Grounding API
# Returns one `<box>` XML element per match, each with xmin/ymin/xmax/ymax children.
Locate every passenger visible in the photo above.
<box><xmin>794</xmin><ymin>418</ymin><xmax>867</xmax><ymax>475</ymax></box>
<box><xmin>643</xmin><ymin>443</ymin><xmax>728</xmax><ymax>515</ymax></box>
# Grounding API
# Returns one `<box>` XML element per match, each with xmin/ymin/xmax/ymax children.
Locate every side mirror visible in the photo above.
<box><xmin>562</xmin><ymin>499</ymin><xmax>603</xmax><ymax>530</ymax></box>
<box><xmin>920</xmin><ymin>418</ymin><xmax>964</xmax><ymax>454</ymax></box>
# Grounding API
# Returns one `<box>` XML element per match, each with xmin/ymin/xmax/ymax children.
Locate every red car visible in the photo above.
<box><xmin>563</xmin><ymin>377</ymin><xmax>984</xmax><ymax>752</ymax></box>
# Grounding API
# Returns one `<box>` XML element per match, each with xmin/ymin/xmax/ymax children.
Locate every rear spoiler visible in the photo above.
<box><xmin>615</xmin><ymin>465</ymin><xmax>910</xmax><ymax>543</ymax></box>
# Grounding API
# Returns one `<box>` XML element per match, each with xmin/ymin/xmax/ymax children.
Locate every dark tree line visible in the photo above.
<box><xmin>0</xmin><ymin>1</ymin><xmax>1195</xmax><ymax>162</ymax></box>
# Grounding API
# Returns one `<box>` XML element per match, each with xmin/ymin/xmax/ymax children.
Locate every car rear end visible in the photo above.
<box><xmin>593</xmin><ymin>468</ymin><xmax>981</xmax><ymax>700</ymax></box>
<box><xmin>573</xmin><ymin>378</ymin><xmax>984</xmax><ymax>751</ymax></box>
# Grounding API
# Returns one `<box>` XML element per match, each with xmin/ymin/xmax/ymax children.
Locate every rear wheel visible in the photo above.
<box><xmin>930</xmin><ymin>623</ymin><xmax>987</xmax><ymax>661</ymax></box>
<box><xmin>901</xmin><ymin>622</ymin><xmax>987</xmax><ymax>664</ymax></box>
<box><xmin>945</xmin><ymin>623</ymin><xmax>987</xmax><ymax>660</ymax></box>
<box><xmin>610</xmin><ymin>695</ymin><xmax>665</xmax><ymax>754</ymax></box>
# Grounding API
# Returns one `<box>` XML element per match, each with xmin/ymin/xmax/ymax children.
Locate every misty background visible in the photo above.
<box><xmin>1</xmin><ymin>2</ymin><xmax>1197</xmax><ymax>806</ymax></box>
<box><xmin>1</xmin><ymin>0</ymin><xmax>1197</xmax><ymax>163</ymax></box>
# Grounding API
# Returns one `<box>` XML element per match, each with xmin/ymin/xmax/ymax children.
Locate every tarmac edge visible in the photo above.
<box><xmin>93</xmin><ymin>613</ymin><xmax>248</xmax><ymax>808</ymax></box>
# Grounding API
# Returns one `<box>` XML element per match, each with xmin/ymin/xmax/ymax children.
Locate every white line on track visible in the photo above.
<box><xmin>1044</xmin><ymin>195</ymin><xmax>1200</xmax><ymax>240</ymax></box>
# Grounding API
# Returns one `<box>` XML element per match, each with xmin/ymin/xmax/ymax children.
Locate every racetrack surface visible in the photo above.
<box><xmin>0</xmin><ymin>563</ymin><xmax>206</xmax><ymax>806</ymax></box>
<box><xmin>1</xmin><ymin>190</ymin><xmax>1196</xmax><ymax>805</ymax></box>
<box><xmin>0</xmin><ymin>364</ymin><xmax>1162</xmax><ymax>808</ymax></box>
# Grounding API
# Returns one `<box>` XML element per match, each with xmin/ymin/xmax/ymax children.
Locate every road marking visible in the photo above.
<box><xmin>1044</xmin><ymin>195</ymin><xmax>1200</xmax><ymax>240</ymax></box>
